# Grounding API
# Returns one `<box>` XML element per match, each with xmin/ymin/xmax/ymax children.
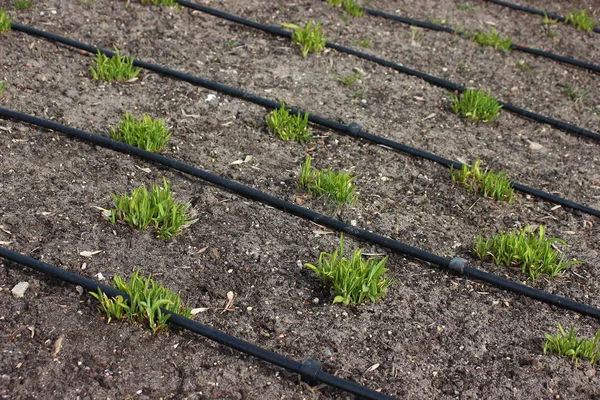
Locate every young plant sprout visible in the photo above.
<box><xmin>473</xmin><ymin>225</ymin><xmax>582</xmax><ymax>280</ymax></box>
<box><xmin>565</xmin><ymin>9</ymin><xmax>596</xmax><ymax>32</ymax></box>
<box><xmin>451</xmin><ymin>88</ymin><xmax>503</xmax><ymax>122</ymax></box>
<box><xmin>327</xmin><ymin>0</ymin><xmax>364</xmax><ymax>17</ymax></box>
<box><xmin>283</xmin><ymin>21</ymin><xmax>327</xmax><ymax>57</ymax></box>
<box><xmin>0</xmin><ymin>81</ymin><xmax>6</xmax><ymax>97</ymax></box>
<box><xmin>544</xmin><ymin>324</ymin><xmax>600</xmax><ymax>367</ymax></box>
<box><xmin>356</xmin><ymin>38</ymin><xmax>371</xmax><ymax>48</ymax></box>
<box><xmin>298</xmin><ymin>156</ymin><xmax>358</xmax><ymax>205</ymax></box>
<box><xmin>450</xmin><ymin>159</ymin><xmax>515</xmax><ymax>203</ymax></box>
<box><xmin>305</xmin><ymin>235</ymin><xmax>392</xmax><ymax>305</ymax></box>
<box><xmin>90</xmin><ymin>47</ymin><xmax>141</xmax><ymax>82</ymax></box>
<box><xmin>337</xmin><ymin>72</ymin><xmax>361</xmax><ymax>88</ymax></box>
<box><xmin>141</xmin><ymin>0</ymin><xmax>176</xmax><ymax>5</ymax></box>
<box><xmin>266</xmin><ymin>101</ymin><xmax>312</xmax><ymax>142</ymax></box>
<box><xmin>13</xmin><ymin>0</ymin><xmax>32</xmax><ymax>10</ymax></box>
<box><xmin>111</xmin><ymin>111</ymin><xmax>172</xmax><ymax>152</ymax></box>
<box><xmin>107</xmin><ymin>178</ymin><xmax>195</xmax><ymax>239</ymax></box>
<box><xmin>90</xmin><ymin>270</ymin><xmax>192</xmax><ymax>333</ymax></box>
<box><xmin>0</xmin><ymin>9</ymin><xmax>12</xmax><ymax>33</ymax></box>
<box><xmin>468</xmin><ymin>27</ymin><xmax>513</xmax><ymax>50</ymax></box>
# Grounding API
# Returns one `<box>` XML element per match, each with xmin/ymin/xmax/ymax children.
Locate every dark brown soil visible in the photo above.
<box><xmin>1</xmin><ymin>0</ymin><xmax>599</xmax><ymax>399</ymax></box>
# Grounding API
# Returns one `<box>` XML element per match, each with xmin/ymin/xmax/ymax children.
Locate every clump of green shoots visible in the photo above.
<box><xmin>141</xmin><ymin>0</ymin><xmax>176</xmax><ymax>5</ymax></box>
<box><xmin>451</xmin><ymin>88</ymin><xmax>503</xmax><ymax>122</ymax></box>
<box><xmin>107</xmin><ymin>178</ymin><xmax>195</xmax><ymax>239</ymax></box>
<box><xmin>90</xmin><ymin>47</ymin><xmax>141</xmax><ymax>83</ymax></box>
<box><xmin>474</xmin><ymin>225</ymin><xmax>582</xmax><ymax>280</ymax></box>
<box><xmin>356</xmin><ymin>38</ymin><xmax>371</xmax><ymax>48</ymax></box>
<box><xmin>468</xmin><ymin>27</ymin><xmax>513</xmax><ymax>50</ymax></box>
<box><xmin>544</xmin><ymin>324</ymin><xmax>600</xmax><ymax>367</ymax></box>
<box><xmin>515</xmin><ymin>60</ymin><xmax>533</xmax><ymax>72</ymax></box>
<box><xmin>337</xmin><ymin>71</ymin><xmax>361</xmax><ymax>88</ymax></box>
<box><xmin>450</xmin><ymin>159</ymin><xmax>515</xmax><ymax>203</ymax></box>
<box><xmin>90</xmin><ymin>270</ymin><xmax>191</xmax><ymax>334</ymax></box>
<box><xmin>565</xmin><ymin>9</ymin><xmax>596</xmax><ymax>32</ymax></box>
<box><xmin>283</xmin><ymin>21</ymin><xmax>327</xmax><ymax>57</ymax></box>
<box><xmin>541</xmin><ymin>13</ymin><xmax>559</xmax><ymax>26</ymax></box>
<box><xmin>327</xmin><ymin>0</ymin><xmax>364</xmax><ymax>17</ymax></box>
<box><xmin>266</xmin><ymin>101</ymin><xmax>312</xmax><ymax>142</ymax></box>
<box><xmin>305</xmin><ymin>235</ymin><xmax>392</xmax><ymax>305</ymax></box>
<box><xmin>298</xmin><ymin>156</ymin><xmax>358</xmax><ymax>205</ymax></box>
<box><xmin>13</xmin><ymin>0</ymin><xmax>32</xmax><ymax>10</ymax></box>
<box><xmin>0</xmin><ymin>81</ymin><xmax>6</xmax><ymax>97</ymax></box>
<box><xmin>111</xmin><ymin>111</ymin><xmax>172</xmax><ymax>152</ymax></box>
<box><xmin>457</xmin><ymin>4</ymin><xmax>477</xmax><ymax>12</ymax></box>
<box><xmin>0</xmin><ymin>9</ymin><xmax>12</xmax><ymax>33</ymax></box>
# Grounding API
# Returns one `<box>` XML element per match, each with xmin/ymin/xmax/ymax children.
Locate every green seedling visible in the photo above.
<box><xmin>283</xmin><ymin>21</ymin><xmax>327</xmax><ymax>57</ymax></box>
<box><xmin>515</xmin><ymin>60</ymin><xmax>533</xmax><ymax>72</ymax></box>
<box><xmin>267</xmin><ymin>101</ymin><xmax>312</xmax><ymax>142</ymax></box>
<box><xmin>408</xmin><ymin>26</ymin><xmax>423</xmax><ymax>41</ymax></box>
<box><xmin>341</xmin><ymin>0</ymin><xmax>363</xmax><ymax>17</ymax></box>
<box><xmin>474</xmin><ymin>225</ymin><xmax>582</xmax><ymax>280</ymax></box>
<box><xmin>428</xmin><ymin>15</ymin><xmax>450</xmax><ymax>26</ymax></box>
<box><xmin>141</xmin><ymin>0</ymin><xmax>176</xmax><ymax>5</ymax></box>
<box><xmin>457</xmin><ymin>61</ymin><xmax>470</xmax><ymax>71</ymax></box>
<box><xmin>337</xmin><ymin>72</ymin><xmax>361</xmax><ymax>88</ymax></box>
<box><xmin>541</xmin><ymin>13</ymin><xmax>559</xmax><ymax>26</ymax></box>
<box><xmin>305</xmin><ymin>235</ymin><xmax>392</xmax><ymax>305</ymax></box>
<box><xmin>0</xmin><ymin>81</ymin><xmax>6</xmax><ymax>98</ymax></box>
<box><xmin>0</xmin><ymin>9</ymin><xmax>12</xmax><ymax>33</ymax></box>
<box><xmin>565</xmin><ymin>9</ymin><xmax>596</xmax><ymax>32</ymax></box>
<box><xmin>107</xmin><ymin>178</ymin><xmax>195</xmax><ymax>239</ymax></box>
<box><xmin>450</xmin><ymin>159</ymin><xmax>515</xmax><ymax>203</ymax></box>
<box><xmin>559</xmin><ymin>84</ymin><xmax>587</xmax><ymax>103</ymax></box>
<box><xmin>327</xmin><ymin>0</ymin><xmax>364</xmax><ymax>17</ymax></box>
<box><xmin>13</xmin><ymin>0</ymin><xmax>32</xmax><ymax>10</ymax></box>
<box><xmin>111</xmin><ymin>111</ymin><xmax>172</xmax><ymax>152</ymax></box>
<box><xmin>457</xmin><ymin>4</ymin><xmax>477</xmax><ymax>12</ymax></box>
<box><xmin>544</xmin><ymin>324</ymin><xmax>600</xmax><ymax>367</ymax></box>
<box><xmin>356</xmin><ymin>38</ymin><xmax>371</xmax><ymax>48</ymax></box>
<box><xmin>451</xmin><ymin>88</ymin><xmax>503</xmax><ymax>122</ymax></box>
<box><xmin>90</xmin><ymin>270</ymin><xmax>191</xmax><ymax>333</ymax></box>
<box><xmin>350</xmin><ymin>90</ymin><xmax>365</xmax><ymax>100</ymax></box>
<box><xmin>468</xmin><ymin>27</ymin><xmax>513</xmax><ymax>50</ymax></box>
<box><xmin>298</xmin><ymin>156</ymin><xmax>357</xmax><ymax>205</ymax></box>
<box><xmin>90</xmin><ymin>47</ymin><xmax>141</xmax><ymax>83</ymax></box>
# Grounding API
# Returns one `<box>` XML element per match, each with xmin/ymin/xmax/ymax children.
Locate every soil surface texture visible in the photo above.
<box><xmin>1</xmin><ymin>0</ymin><xmax>599</xmax><ymax>399</ymax></box>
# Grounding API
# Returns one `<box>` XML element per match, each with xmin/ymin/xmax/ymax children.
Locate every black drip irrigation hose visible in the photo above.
<box><xmin>2</xmin><ymin>108</ymin><xmax>600</xmax><ymax>323</ymax></box>
<box><xmin>361</xmin><ymin>7</ymin><xmax>600</xmax><ymax>74</ymax></box>
<box><xmin>8</xmin><ymin>23</ymin><xmax>600</xmax><ymax>221</ymax></box>
<box><xmin>171</xmin><ymin>1</ymin><xmax>600</xmax><ymax>142</ymax></box>
<box><xmin>0</xmin><ymin>247</ymin><xmax>396</xmax><ymax>400</ymax></box>
<box><xmin>482</xmin><ymin>0</ymin><xmax>600</xmax><ymax>34</ymax></box>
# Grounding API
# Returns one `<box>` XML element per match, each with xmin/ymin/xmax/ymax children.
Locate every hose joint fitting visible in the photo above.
<box><xmin>299</xmin><ymin>358</ymin><xmax>322</xmax><ymax>383</ymax></box>
<box><xmin>448</xmin><ymin>257</ymin><xmax>468</xmax><ymax>274</ymax></box>
<box><xmin>347</xmin><ymin>122</ymin><xmax>362</xmax><ymax>136</ymax></box>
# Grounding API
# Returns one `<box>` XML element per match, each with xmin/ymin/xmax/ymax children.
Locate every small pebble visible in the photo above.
<box><xmin>11</xmin><ymin>282</ymin><xmax>29</xmax><ymax>298</ymax></box>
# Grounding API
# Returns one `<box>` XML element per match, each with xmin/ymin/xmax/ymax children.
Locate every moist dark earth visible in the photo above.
<box><xmin>1</xmin><ymin>0</ymin><xmax>599</xmax><ymax>398</ymax></box>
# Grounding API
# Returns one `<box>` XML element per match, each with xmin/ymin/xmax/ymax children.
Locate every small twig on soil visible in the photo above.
<box><xmin>571</xmin><ymin>271</ymin><xmax>587</xmax><ymax>280</ymax></box>
<box><xmin>468</xmin><ymin>197</ymin><xmax>481</xmax><ymax>211</ymax></box>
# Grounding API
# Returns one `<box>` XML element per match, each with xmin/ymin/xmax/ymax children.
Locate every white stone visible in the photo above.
<box><xmin>11</xmin><ymin>282</ymin><xmax>29</xmax><ymax>298</ymax></box>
